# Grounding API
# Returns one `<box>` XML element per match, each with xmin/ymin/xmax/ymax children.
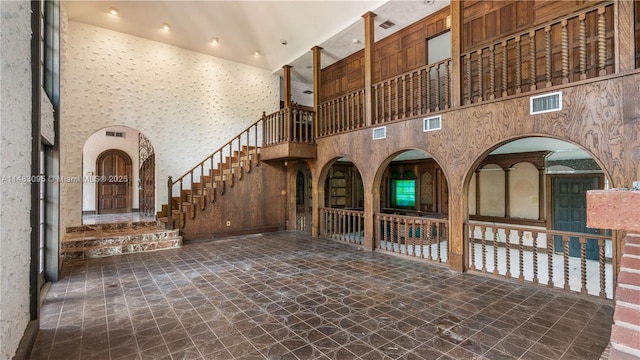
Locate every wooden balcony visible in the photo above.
<box><xmin>316</xmin><ymin>2</ymin><xmax>616</xmax><ymax>138</ymax></box>
<box><xmin>260</xmin><ymin>105</ymin><xmax>317</xmax><ymax>161</ymax></box>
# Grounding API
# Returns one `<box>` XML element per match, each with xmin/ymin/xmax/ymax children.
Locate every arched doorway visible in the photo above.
<box><xmin>319</xmin><ymin>158</ymin><xmax>365</xmax><ymax>244</ymax></box>
<box><xmin>293</xmin><ymin>162</ymin><xmax>312</xmax><ymax>232</ymax></box>
<box><xmin>96</xmin><ymin>149</ymin><xmax>132</xmax><ymax>214</ymax></box>
<box><xmin>375</xmin><ymin>149</ymin><xmax>449</xmax><ymax>263</ymax></box>
<box><xmin>465</xmin><ymin>137</ymin><xmax>613</xmax><ymax>299</ymax></box>
<box><xmin>83</xmin><ymin>126</ymin><xmax>156</xmax><ymax>223</ymax></box>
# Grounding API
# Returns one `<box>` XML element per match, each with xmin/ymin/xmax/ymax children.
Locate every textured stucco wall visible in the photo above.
<box><xmin>61</xmin><ymin>21</ymin><xmax>280</xmax><ymax>232</ymax></box>
<box><xmin>0</xmin><ymin>1</ymin><xmax>33</xmax><ymax>359</ymax></box>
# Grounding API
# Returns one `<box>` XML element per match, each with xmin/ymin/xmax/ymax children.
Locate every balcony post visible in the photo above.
<box><xmin>312</xmin><ymin>46</ymin><xmax>322</xmax><ymax>140</ymax></box>
<box><xmin>449</xmin><ymin>0</ymin><xmax>462</xmax><ymax>108</ymax></box>
<box><xmin>363</xmin><ymin>11</ymin><xmax>376</xmax><ymax>127</ymax></box>
<box><xmin>282</xmin><ymin>64</ymin><xmax>292</xmax><ymax>108</ymax></box>
<box><xmin>167</xmin><ymin>176</ymin><xmax>173</xmax><ymax>228</ymax></box>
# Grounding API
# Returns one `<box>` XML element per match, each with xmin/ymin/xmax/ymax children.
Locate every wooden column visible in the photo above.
<box><xmin>614</xmin><ymin>0</ymin><xmax>635</xmax><ymax>73</ymax></box>
<box><xmin>283</xmin><ymin>64</ymin><xmax>292</xmax><ymax>108</ymax></box>
<box><xmin>449</xmin><ymin>0</ymin><xmax>463</xmax><ymax>108</ymax></box>
<box><xmin>363</xmin><ymin>11</ymin><xmax>376</xmax><ymax>127</ymax></box>
<box><xmin>446</xmin><ymin>2</ymin><xmax>466</xmax><ymax>273</ymax></box>
<box><xmin>312</xmin><ymin>46</ymin><xmax>322</xmax><ymax>138</ymax></box>
<box><xmin>448</xmin><ymin>183</ymin><xmax>466</xmax><ymax>272</ymax></box>
<box><xmin>363</xmin><ymin>180</ymin><xmax>378</xmax><ymax>251</ymax></box>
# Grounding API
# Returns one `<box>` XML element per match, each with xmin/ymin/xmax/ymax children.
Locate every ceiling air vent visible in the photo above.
<box><xmin>423</xmin><ymin>115</ymin><xmax>442</xmax><ymax>132</ymax></box>
<box><xmin>373</xmin><ymin>126</ymin><xmax>386</xmax><ymax>140</ymax></box>
<box><xmin>106</xmin><ymin>131</ymin><xmax>125</xmax><ymax>138</ymax></box>
<box><xmin>530</xmin><ymin>91</ymin><xmax>562</xmax><ymax>115</ymax></box>
<box><xmin>379</xmin><ymin>20</ymin><xmax>395</xmax><ymax>30</ymax></box>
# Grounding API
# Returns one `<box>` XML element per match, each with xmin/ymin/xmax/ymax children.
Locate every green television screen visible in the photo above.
<box><xmin>394</xmin><ymin>179</ymin><xmax>415</xmax><ymax>207</ymax></box>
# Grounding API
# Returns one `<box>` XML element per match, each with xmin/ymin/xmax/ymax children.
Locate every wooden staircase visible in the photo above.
<box><xmin>156</xmin><ymin>145</ymin><xmax>260</xmax><ymax>229</ymax></box>
<box><xmin>157</xmin><ymin>106</ymin><xmax>316</xmax><ymax>237</ymax></box>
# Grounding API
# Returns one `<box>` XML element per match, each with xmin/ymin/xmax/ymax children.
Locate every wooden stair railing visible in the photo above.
<box><xmin>158</xmin><ymin>105</ymin><xmax>316</xmax><ymax>230</ymax></box>
<box><xmin>158</xmin><ymin>116</ymin><xmax>264</xmax><ymax>229</ymax></box>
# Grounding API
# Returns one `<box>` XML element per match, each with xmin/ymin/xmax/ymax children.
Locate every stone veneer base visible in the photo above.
<box><xmin>62</xmin><ymin>222</ymin><xmax>182</xmax><ymax>261</ymax></box>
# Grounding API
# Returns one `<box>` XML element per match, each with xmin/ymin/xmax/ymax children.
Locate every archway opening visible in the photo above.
<box><xmin>466</xmin><ymin>137</ymin><xmax>613</xmax><ymax>299</ymax></box>
<box><xmin>376</xmin><ymin>149</ymin><xmax>449</xmax><ymax>263</ymax></box>
<box><xmin>319</xmin><ymin>158</ymin><xmax>364</xmax><ymax>244</ymax></box>
<box><xmin>82</xmin><ymin>126</ymin><xmax>156</xmax><ymax>224</ymax></box>
<box><xmin>294</xmin><ymin>162</ymin><xmax>312</xmax><ymax>232</ymax></box>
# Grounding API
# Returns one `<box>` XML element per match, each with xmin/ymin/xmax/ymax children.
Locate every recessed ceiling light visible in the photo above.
<box><xmin>254</xmin><ymin>50</ymin><xmax>261</xmax><ymax>56</ymax></box>
<box><xmin>352</xmin><ymin>39</ymin><xmax>360</xmax><ymax>44</ymax></box>
<box><xmin>305</xmin><ymin>65</ymin><xmax>312</xmax><ymax>69</ymax></box>
<box><xmin>303</xmin><ymin>90</ymin><xmax>313</xmax><ymax>95</ymax></box>
<box><xmin>211</xmin><ymin>37</ymin><xmax>219</xmax><ymax>45</ymax></box>
<box><xmin>280</xmin><ymin>40</ymin><xmax>287</xmax><ymax>45</ymax></box>
<box><xmin>108</xmin><ymin>7</ymin><xmax>119</xmax><ymax>16</ymax></box>
<box><xmin>162</xmin><ymin>23</ymin><xmax>171</xmax><ymax>31</ymax></box>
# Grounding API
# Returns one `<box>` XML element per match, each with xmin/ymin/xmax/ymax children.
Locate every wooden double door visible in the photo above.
<box><xmin>97</xmin><ymin>149</ymin><xmax>132</xmax><ymax>214</ymax></box>
<box><xmin>552</xmin><ymin>176</ymin><xmax>602</xmax><ymax>260</ymax></box>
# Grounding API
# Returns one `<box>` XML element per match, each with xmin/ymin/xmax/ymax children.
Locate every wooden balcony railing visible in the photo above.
<box><xmin>320</xmin><ymin>208</ymin><xmax>364</xmax><ymax>245</ymax></box>
<box><xmin>376</xmin><ymin>214</ymin><xmax>449</xmax><ymax>263</ymax></box>
<box><xmin>461</xmin><ymin>3</ymin><xmax>614</xmax><ymax>104</ymax></box>
<box><xmin>373</xmin><ymin>60</ymin><xmax>451</xmax><ymax>125</ymax></box>
<box><xmin>264</xmin><ymin>105</ymin><xmax>315</xmax><ymax>146</ymax></box>
<box><xmin>467</xmin><ymin>222</ymin><xmax>612</xmax><ymax>299</ymax></box>
<box><xmin>317</xmin><ymin>88</ymin><xmax>365</xmax><ymax>137</ymax></box>
<box><xmin>295</xmin><ymin>213</ymin><xmax>312</xmax><ymax>233</ymax></box>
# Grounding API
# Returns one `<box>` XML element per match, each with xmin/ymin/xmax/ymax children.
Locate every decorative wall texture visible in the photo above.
<box><xmin>0</xmin><ymin>2</ymin><xmax>33</xmax><ymax>359</ymax></box>
<box><xmin>61</xmin><ymin>21</ymin><xmax>280</xmax><ymax>232</ymax></box>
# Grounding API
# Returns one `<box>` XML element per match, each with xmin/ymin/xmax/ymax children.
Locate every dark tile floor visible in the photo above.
<box><xmin>30</xmin><ymin>231</ymin><xmax>613</xmax><ymax>360</ymax></box>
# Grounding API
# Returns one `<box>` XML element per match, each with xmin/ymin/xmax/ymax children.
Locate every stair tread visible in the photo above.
<box><xmin>63</xmin><ymin>226</ymin><xmax>178</xmax><ymax>242</ymax></box>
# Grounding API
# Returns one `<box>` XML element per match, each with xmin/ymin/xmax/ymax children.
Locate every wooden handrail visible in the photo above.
<box><xmin>166</xmin><ymin>105</ymin><xmax>315</xmax><ymax>228</ymax></box>
<box><xmin>467</xmin><ymin>221</ymin><xmax>612</xmax><ymax>299</ymax></box>
<box><xmin>171</xmin><ymin>117</ymin><xmax>263</xmax><ymax>187</ymax></box>
<box><xmin>375</xmin><ymin>213</ymin><xmax>449</xmax><ymax>262</ymax></box>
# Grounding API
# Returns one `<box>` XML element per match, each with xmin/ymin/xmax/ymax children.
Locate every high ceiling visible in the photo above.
<box><xmin>64</xmin><ymin>1</ymin><xmax>594</xmax><ymax>161</ymax></box>
<box><xmin>65</xmin><ymin>0</ymin><xmax>449</xmax><ymax>87</ymax></box>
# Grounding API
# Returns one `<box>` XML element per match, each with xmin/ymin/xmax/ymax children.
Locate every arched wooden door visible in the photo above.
<box><xmin>96</xmin><ymin>149</ymin><xmax>132</xmax><ymax>214</ymax></box>
<box><xmin>139</xmin><ymin>134</ymin><xmax>155</xmax><ymax>216</ymax></box>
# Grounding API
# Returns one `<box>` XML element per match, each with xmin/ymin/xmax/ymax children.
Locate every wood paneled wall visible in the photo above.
<box><xmin>320</xmin><ymin>1</ymin><xmax>612</xmax><ymax>104</ymax></box>
<box><xmin>374</xmin><ymin>8</ymin><xmax>450</xmax><ymax>83</ymax></box>
<box><xmin>320</xmin><ymin>7</ymin><xmax>449</xmax><ymax>103</ymax></box>
<box><xmin>462</xmin><ymin>0</ymin><xmax>609</xmax><ymax>51</ymax></box>
<box><xmin>313</xmin><ymin>73</ymin><xmax>639</xmax><ymax>270</ymax></box>
<box><xmin>179</xmin><ymin>162</ymin><xmax>288</xmax><ymax>240</ymax></box>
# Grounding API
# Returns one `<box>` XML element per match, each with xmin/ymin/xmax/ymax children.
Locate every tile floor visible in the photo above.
<box><xmin>31</xmin><ymin>231</ymin><xmax>613</xmax><ymax>360</ymax></box>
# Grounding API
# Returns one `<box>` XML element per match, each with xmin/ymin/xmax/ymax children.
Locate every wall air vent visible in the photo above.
<box><xmin>106</xmin><ymin>131</ymin><xmax>125</xmax><ymax>138</ymax></box>
<box><xmin>372</xmin><ymin>126</ymin><xmax>386</xmax><ymax>140</ymax></box>
<box><xmin>423</xmin><ymin>115</ymin><xmax>442</xmax><ymax>132</ymax></box>
<box><xmin>530</xmin><ymin>91</ymin><xmax>562</xmax><ymax>115</ymax></box>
